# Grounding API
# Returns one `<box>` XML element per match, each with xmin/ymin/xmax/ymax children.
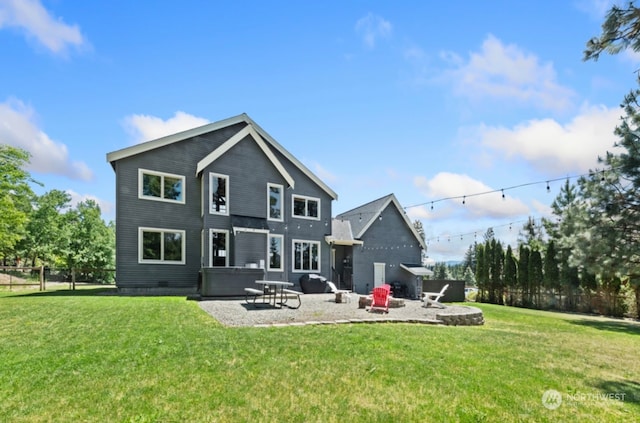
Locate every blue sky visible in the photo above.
<box><xmin>0</xmin><ymin>0</ymin><xmax>635</xmax><ymax>262</ymax></box>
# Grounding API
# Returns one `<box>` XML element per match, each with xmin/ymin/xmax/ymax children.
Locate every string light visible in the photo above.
<box><xmin>425</xmin><ymin>217</ymin><xmax>541</xmax><ymax>243</ymax></box>
<box><xmin>404</xmin><ymin>167</ymin><xmax>619</xmax><ymax>211</ymax></box>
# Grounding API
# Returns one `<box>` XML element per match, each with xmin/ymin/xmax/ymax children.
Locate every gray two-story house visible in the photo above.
<box><xmin>329</xmin><ymin>194</ymin><xmax>430</xmax><ymax>298</ymax></box>
<box><xmin>107</xmin><ymin>113</ymin><xmax>338</xmax><ymax>295</ymax></box>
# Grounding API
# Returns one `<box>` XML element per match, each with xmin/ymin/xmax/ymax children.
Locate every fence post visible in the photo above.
<box><xmin>40</xmin><ymin>266</ymin><xmax>44</xmax><ymax>291</ymax></box>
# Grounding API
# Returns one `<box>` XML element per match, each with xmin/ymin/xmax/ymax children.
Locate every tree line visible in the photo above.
<box><xmin>0</xmin><ymin>145</ymin><xmax>114</xmax><ymax>282</ymax></box>
<box><xmin>431</xmin><ymin>4</ymin><xmax>640</xmax><ymax>319</ymax></box>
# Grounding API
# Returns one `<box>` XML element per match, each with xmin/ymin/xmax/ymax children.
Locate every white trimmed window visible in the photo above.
<box><xmin>268</xmin><ymin>183</ymin><xmax>283</xmax><ymax>221</ymax></box>
<box><xmin>139</xmin><ymin>169</ymin><xmax>185</xmax><ymax>203</ymax></box>
<box><xmin>210</xmin><ymin>229</ymin><xmax>229</xmax><ymax>267</ymax></box>
<box><xmin>292</xmin><ymin>195</ymin><xmax>320</xmax><ymax>220</ymax></box>
<box><xmin>293</xmin><ymin>239</ymin><xmax>320</xmax><ymax>272</ymax></box>
<box><xmin>268</xmin><ymin>234</ymin><xmax>284</xmax><ymax>271</ymax></box>
<box><xmin>139</xmin><ymin>227</ymin><xmax>185</xmax><ymax>264</ymax></box>
<box><xmin>209</xmin><ymin>172</ymin><xmax>229</xmax><ymax>215</ymax></box>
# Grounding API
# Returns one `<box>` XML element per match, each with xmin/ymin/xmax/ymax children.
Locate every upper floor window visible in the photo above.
<box><xmin>292</xmin><ymin>195</ymin><xmax>320</xmax><ymax>220</ymax></box>
<box><xmin>209</xmin><ymin>172</ymin><xmax>228</xmax><ymax>215</ymax></box>
<box><xmin>139</xmin><ymin>169</ymin><xmax>185</xmax><ymax>204</ymax></box>
<box><xmin>139</xmin><ymin>227</ymin><xmax>185</xmax><ymax>264</ymax></box>
<box><xmin>268</xmin><ymin>183</ymin><xmax>283</xmax><ymax>221</ymax></box>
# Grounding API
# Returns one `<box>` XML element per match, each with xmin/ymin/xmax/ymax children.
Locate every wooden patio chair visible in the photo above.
<box><xmin>368</xmin><ymin>284</ymin><xmax>391</xmax><ymax>313</ymax></box>
<box><xmin>326</xmin><ymin>281</ymin><xmax>352</xmax><ymax>303</ymax></box>
<box><xmin>422</xmin><ymin>284</ymin><xmax>449</xmax><ymax>308</ymax></box>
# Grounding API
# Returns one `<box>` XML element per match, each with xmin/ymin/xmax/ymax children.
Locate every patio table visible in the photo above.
<box><xmin>254</xmin><ymin>280</ymin><xmax>293</xmax><ymax>308</ymax></box>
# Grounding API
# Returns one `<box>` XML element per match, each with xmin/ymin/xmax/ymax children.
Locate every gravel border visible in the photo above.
<box><xmin>198</xmin><ymin>293</ymin><xmax>483</xmax><ymax>327</ymax></box>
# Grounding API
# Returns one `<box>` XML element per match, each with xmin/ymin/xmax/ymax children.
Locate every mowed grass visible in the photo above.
<box><xmin>1</xmin><ymin>288</ymin><xmax>638</xmax><ymax>422</ymax></box>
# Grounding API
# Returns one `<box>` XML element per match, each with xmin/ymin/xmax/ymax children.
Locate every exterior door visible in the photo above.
<box><xmin>373</xmin><ymin>262</ymin><xmax>385</xmax><ymax>287</ymax></box>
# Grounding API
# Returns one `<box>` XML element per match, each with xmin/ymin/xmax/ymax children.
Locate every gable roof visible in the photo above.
<box><xmin>106</xmin><ymin>113</ymin><xmax>338</xmax><ymax>200</ymax></box>
<box><xmin>336</xmin><ymin>193</ymin><xmax>427</xmax><ymax>250</ymax></box>
<box><xmin>195</xmin><ymin>123</ymin><xmax>295</xmax><ymax>188</ymax></box>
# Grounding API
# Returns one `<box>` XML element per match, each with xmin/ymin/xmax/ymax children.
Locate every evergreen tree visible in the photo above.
<box><xmin>585</xmin><ymin>0</ymin><xmax>640</xmax><ymax>316</ymax></box>
<box><xmin>504</xmin><ymin>245</ymin><xmax>518</xmax><ymax>306</ymax></box>
<box><xmin>545</xmin><ymin>179</ymin><xmax>584</xmax><ymax>310</ymax></box>
<box><xmin>529</xmin><ymin>249</ymin><xmax>543</xmax><ymax>308</ymax></box>
<box><xmin>463</xmin><ymin>266</ymin><xmax>476</xmax><ymax>287</ymax></box>
<box><xmin>462</xmin><ymin>244</ymin><xmax>477</xmax><ymax>274</ymax></box>
<box><xmin>475</xmin><ymin>243</ymin><xmax>486</xmax><ymax>302</ymax></box>
<box><xmin>518</xmin><ymin>245</ymin><xmax>530</xmax><ymax>306</ymax></box>
<box><xmin>518</xmin><ymin>216</ymin><xmax>545</xmax><ymax>251</ymax></box>
<box><xmin>544</xmin><ymin>240</ymin><xmax>560</xmax><ymax>308</ymax></box>
<box><xmin>491</xmin><ymin>239</ymin><xmax>504</xmax><ymax>304</ymax></box>
<box><xmin>483</xmin><ymin>227</ymin><xmax>495</xmax><ymax>242</ymax></box>
<box><xmin>483</xmin><ymin>239</ymin><xmax>492</xmax><ymax>302</ymax></box>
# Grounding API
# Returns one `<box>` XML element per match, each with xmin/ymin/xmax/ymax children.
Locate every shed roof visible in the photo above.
<box><xmin>325</xmin><ymin>219</ymin><xmax>363</xmax><ymax>245</ymax></box>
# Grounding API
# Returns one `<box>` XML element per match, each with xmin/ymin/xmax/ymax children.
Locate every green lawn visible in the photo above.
<box><xmin>1</xmin><ymin>288</ymin><xmax>638</xmax><ymax>422</ymax></box>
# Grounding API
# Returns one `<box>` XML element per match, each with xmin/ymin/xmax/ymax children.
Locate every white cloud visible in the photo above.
<box><xmin>0</xmin><ymin>98</ymin><xmax>93</xmax><ymax>180</ymax></box>
<box><xmin>66</xmin><ymin>189</ymin><xmax>114</xmax><ymax>220</ymax></box>
<box><xmin>477</xmin><ymin>103</ymin><xmax>620</xmax><ymax>174</ymax></box>
<box><xmin>0</xmin><ymin>0</ymin><xmax>86</xmax><ymax>54</ymax></box>
<box><xmin>413</xmin><ymin>172</ymin><xmax>529</xmax><ymax>219</ymax></box>
<box><xmin>443</xmin><ymin>34</ymin><xmax>575</xmax><ymax>111</ymax></box>
<box><xmin>123</xmin><ymin>111</ymin><xmax>210</xmax><ymax>144</ymax></box>
<box><xmin>355</xmin><ymin>13</ymin><xmax>392</xmax><ymax>49</ymax></box>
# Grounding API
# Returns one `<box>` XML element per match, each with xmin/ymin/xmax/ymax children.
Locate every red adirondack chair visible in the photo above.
<box><xmin>368</xmin><ymin>284</ymin><xmax>391</xmax><ymax>313</ymax></box>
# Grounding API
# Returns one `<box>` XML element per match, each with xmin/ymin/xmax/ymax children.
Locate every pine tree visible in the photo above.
<box><xmin>518</xmin><ymin>245</ymin><xmax>530</xmax><ymax>306</ymax></box>
<box><xmin>475</xmin><ymin>244</ymin><xmax>486</xmax><ymax>302</ymax></box>
<box><xmin>585</xmin><ymin>0</ymin><xmax>640</xmax><ymax>316</ymax></box>
<box><xmin>504</xmin><ymin>245</ymin><xmax>518</xmax><ymax>306</ymax></box>
<box><xmin>529</xmin><ymin>249</ymin><xmax>543</xmax><ymax>308</ymax></box>
<box><xmin>544</xmin><ymin>240</ymin><xmax>560</xmax><ymax>308</ymax></box>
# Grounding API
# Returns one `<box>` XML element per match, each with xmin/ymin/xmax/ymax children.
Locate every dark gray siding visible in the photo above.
<box><xmin>113</xmin><ymin>121</ymin><xmax>334</xmax><ymax>293</ymax></box>
<box><xmin>114</xmin><ymin>138</ymin><xmax>206</xmax><ymax>292</ymax></box>
<box><xmin>201</xmin><ymin>133</ymin><xmax>334</xmax><ymax>289</ymax></box>
<box><xmin>351</xmin><ymin>205</ymin><xmax>422</xmax><ymax>294</ymax></box>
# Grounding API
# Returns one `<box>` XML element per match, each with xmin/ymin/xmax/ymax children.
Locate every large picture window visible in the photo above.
<box><xmin>210</xmin><ymin>229</ymin><xmax>228</xmax><ymax>267</ymax></box>
<box><xmin>268</xmin><ymin>183</ymin><xmax>283</xmax><ymax>221</ymax></box>
<box><xmin>292</xmin><ymin>195</ymin><xmax>320</xmax><ymax>220</ymax></box>
<box><xmin>139</xmin><ymin>169</ymin><xmax>185</xmax><ymax>203</ymax></box>
<box><xmin>139</xmin><ymin>227</ymin><xmax>185</xmax><ymax>264</ymax></box>
<box><xmin>209</xmin><ymin>173</ymin><xmax>229</xmax><ymax>215</ymax></box>
<box><xmin>268</xmin><ymin>234</ymin><xmax>283</xmax><ymax>271</ymax></box>
<box><xmin>293</xmin><ymin>240</ymin><xmax>320</xmax><ymax>272</ymax></box>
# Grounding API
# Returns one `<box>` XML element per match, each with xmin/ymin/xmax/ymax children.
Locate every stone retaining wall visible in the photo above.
<box><xmin>436</xmin><ymin>307</ymin><xmax>484</xmax><ymax>326</ymax></box>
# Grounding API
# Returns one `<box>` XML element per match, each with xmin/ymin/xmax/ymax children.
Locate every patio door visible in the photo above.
<box><xmin>373</xmin><ymin>262</ymin><xmax>385</xmax><ymax>288</ymax></box>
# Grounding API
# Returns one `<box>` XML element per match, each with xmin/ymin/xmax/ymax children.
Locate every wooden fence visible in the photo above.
<box><xmin>0</xmin><ymin>266</ymin><xmax>116</xmax><ymax>291</ymax></box>
<box><xmin>0</xmin><ymin>266</ymin><xmax>45</xmax><ymax>291</ymax></box>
